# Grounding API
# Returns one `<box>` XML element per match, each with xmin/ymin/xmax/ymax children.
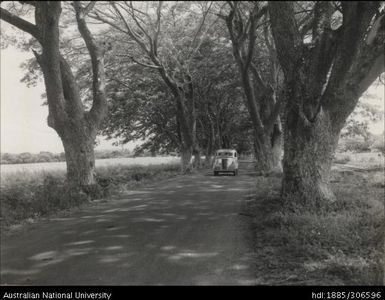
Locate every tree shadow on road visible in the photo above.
<box><xmin>1</xmin><ymin>164</ymin><xmax>259</xmax><ymax>285</ymax></box>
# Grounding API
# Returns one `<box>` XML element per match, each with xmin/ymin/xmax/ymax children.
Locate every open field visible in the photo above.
<box><xmin>0</xmin><ymin>156</ymin><xmax>180</xmax><ymax>177</ymax></box>
<box><xmin>334</xmin><ymin>151</ymin><xmax>384</xmax><ymax>169</ymax></box>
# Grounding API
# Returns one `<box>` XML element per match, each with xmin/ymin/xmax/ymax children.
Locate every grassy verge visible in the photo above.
<box><xmin>246</xmin><ymin>167</ymin><xmax>384</xmax><ymax>285</ymax></box>
<box><xmin>0</xmin><ymin>163</ymin><xmax>180</xmax><ymax>229</ymax></box>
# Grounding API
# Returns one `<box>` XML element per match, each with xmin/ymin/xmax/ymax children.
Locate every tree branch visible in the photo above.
<box><xmin>268</xmin><ymin>1</ymin><xmax>301</xmax><ymax>76</ymax></box>
<box><xmin>126</xmin><ymin>1</ymin><xmax>153</xmax><ymax>46</ymax></box>
<box><xmin>366</xmin><ymin>14</ymin><xmax>384</xmax><ymax>45</ymax></box>
<box><xmin>356</xmin><ymin>54</ymin><xmax>384</xmax><ymax>96</ymax></box>
<box><xmin>0</xmin><ymin>7</ymin><xmax>41</xmax><ymax>42</ymax></box>
<box><xmin>244</xmin><ymin>9</ymin><xmax>257</xmax><ymax>69</ymax></box>
<box><xmin>111</xmin><ymin>2</ymin><xmax>150</xmax><ymax>54</ymax></box>
<box><xmin>153</xmin><ymin>1</ymin><xmax>162</xmax><ymax>56</ymax></box>
<box><xmin>74</xmin><ymin>1</ymin><xmax>107</xmax><ymax>126</ymax></box>
<box><xmin>265</xmin><ymin>94</ymin><xmax>283</xmax><ymax>133</ymax></box>
<box><xmin>82</xmin><ymin>1</ymin><xmax>96</xmax><ymax>17</ymax></box>
<box><xmin>90</xmin><ymin>10</ymin><xmax>129</xmax><ymax>35</ymax></box>
<box><xmin>322</xmin><ymin>2</ymin><xmax>381</xmax><ymax>104</ymax></box>
<box><xmin>188</xmin><ymin>1</ymin><xmax>212</xmax><ymax>55</ymax></box>
<box><xmin>250</xmin><ymin>62</ymin><xmax>268</xmax><ymax>92</ymax></box>
<box><xmin>117</xmin><ymin>54</ymin><xmax>162</xmax><ymax>69</ymax></box>
<box><xmin>18</xmin><ymin>1</ymin><xmax>37</xmax><ymax>7</ymax></box>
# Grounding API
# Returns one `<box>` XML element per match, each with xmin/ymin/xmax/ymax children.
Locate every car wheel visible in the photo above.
<box><xmin>214</xmin><ymin>171</ymin><xmax>218</xmax><ymax>176</ymax></box>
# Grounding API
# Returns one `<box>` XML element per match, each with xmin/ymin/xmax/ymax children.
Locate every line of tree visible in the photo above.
<box><xmin>0</xmin><ymin>151</ymin><xmax>66</xmax><ymax>164</ymax></box>
<box><xmin>1</xmin><ymin>1</ymin><xmax>383</xmax><ymax>205</ymax></box>
<box><xmin>0</xmin><ymin>149</ymin><xmax>137</xmax><ymax>165</ymax></box>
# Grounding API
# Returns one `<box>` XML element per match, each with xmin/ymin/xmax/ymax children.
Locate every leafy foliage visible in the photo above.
<box><xmin>341</xmin><ymin>101</ymin><xmax>383</xmax><ymax>142</ymax></box>
<box><xmin>74</xmin><ymin>1</ymin><xmax>256</xmax><ymax>156</ymax></box>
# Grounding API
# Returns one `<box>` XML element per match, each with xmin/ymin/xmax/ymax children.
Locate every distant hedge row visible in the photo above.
<box><xmin>337</xmin><ymin>136</ymin><xmax>385</xmax><ymax>153</ymax></box>
<box><xmin>0</xmin><ymin>149</ymin><xmax>134</xmax><ymax>165</ymax></box>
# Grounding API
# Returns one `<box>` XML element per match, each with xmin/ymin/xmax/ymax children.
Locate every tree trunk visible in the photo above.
<box><xmin>253</xmin><ymin>122</ymin><xmax>283</xmax><ymax>174</ymax></box>
<box><xmin>193</xmin><ymin>147</ymin><xmax>202</xmax><ymax>169</ymax></box>
<box><xmin>238</xmin><ymin>67</ymin><xmax>283</xmax><ymax>174</ymax></box>
<box><xmin>205</xmin><ymin>151</ymin><xmax>213</xmax><ymax>168</ymax></box>
<box><xmin>61</xmin><ymin>129</ymin><xmax>97</xmax><ymax>191</ymax></box>
<box><xmin>225</xmin><ymin>5</ymin><xmax>283</xmax><ymax>175</ymax></box>
<box><xmin>175</xmin><ymin>97</ymin><xmax>196</xmax><ymax>173</ymax></box>
<box><xmin>271</xmin><ymin>123</ymin><xmax>283</xmax><ymax>171</ymax></box>
<box><xmin>267</xmin><ymin>0</ymin><xmax>385</xmax><ymax>208</ymax></box>
<box><xmin>281</xmin><ymin>107</ymin><xmax>340</xmax><ymax>206</ymax></box>
<box><xmin>205</xmin><ymin>121</ymin><xmax>215</xmax><ymax>167</ymax></box>
<box><xmin>181</xmin><ymin>146</ymin><xmax>193</xmax><ymax>173</ymax></box>
<box><xmin>253</xmin><ymin>136</ymin><xmax>277</xmax><ymax>174</ymax></box>
<box><xmin>0</xmin><ymin>3</ymin><xmax>108</xmax><ymax>196</ymax></box>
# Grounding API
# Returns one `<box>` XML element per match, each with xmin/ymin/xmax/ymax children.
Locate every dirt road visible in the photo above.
<box><xmin>1</xmin><ymin>163</ymin><xmax>257</xmax><ymax>285</ymax></box>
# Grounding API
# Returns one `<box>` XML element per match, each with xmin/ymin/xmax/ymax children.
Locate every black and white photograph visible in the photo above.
<box><xmin>0</xmin><ymin>0</ymin><xmax>384</xmax><ymax>290</ymax></box>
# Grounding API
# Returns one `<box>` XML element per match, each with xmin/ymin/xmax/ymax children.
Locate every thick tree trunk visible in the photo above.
<box><xmin>253</xmin><ymin>134</ymin><xmax>275</xmax><ymax>173</ymax></box>
<box><xmin>205</xmin><ymin>152</ymin><xmax>213</xmax><ymax>168</ymax></box>
<box><xmin>175</xmin><ymin>98</ymin><xmax>196</xmax><ymax>173</ymax></box>
<box><xmin>181</xmin><ymin>146</ymin><xmax>193</xmax><ymax>173</ymax></box>
<box><xmin>267</xmin><ymin>0</ymin><xmax>385</xmax><ymax>208</ymax></box>
<box><xmin>271</xmin><ymin>124</ymin><xmax>283</xmax><ymax>171</ymax></box>
<box><xmin>253</xmin><ymin>123</ymin><xmax>283</xmax><ymax>174</ymax></box>
<box><xmin>193</xmin><ymin>148</ymin><xmax>202</xmax><ymax>169</ymax></box>
<box><xmin>205</xmin><ymin>124</ymin><xmax>215</xmax><ymax>167</ymax></box>
<box><xmin>61</xmin><ymin>131</ymin><xmax>97</xmax><ymax>190</ymax></box>
<box><xmin>253</xmin><ymin>135</ymin><xmax>281</xmax><ymax>174</ymax></box>
<box><xmin>281</xmin><ymin>107</ymin><xmax>340</xmax><ymax>206</ymax></box>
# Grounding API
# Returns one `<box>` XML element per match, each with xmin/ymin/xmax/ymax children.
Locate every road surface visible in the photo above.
<box><xmin>1</xmin><ymin>163</ymin><xmax>258</xmax><ymax>285</ymax></box>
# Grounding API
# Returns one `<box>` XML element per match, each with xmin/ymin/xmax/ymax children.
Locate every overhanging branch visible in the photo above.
<box><xmin>74</xmin><ymin>1</ymin><xmax>107</xmax><ymax>126</ymax></box>
<box><xmin>0</xmin><ymin>7</ymin><xmax>41</xmax><ymax>42</ymax></box>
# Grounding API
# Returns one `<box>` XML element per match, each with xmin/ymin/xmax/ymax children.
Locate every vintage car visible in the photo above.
<box><xmin>213</xmin><ymin>149</ymin><xmax>238</xmax><ymax>176</ymax></box>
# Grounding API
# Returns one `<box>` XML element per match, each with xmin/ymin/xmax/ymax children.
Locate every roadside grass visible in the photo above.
<box><xmin>0</xmin><ymin>163</ymin><xmax>180</xmax><ymax>229</ymax></box>
<box><xmin>247</xmin><ymin>166</ymin><xmax>384</xmax><ymax>285</ymax></box>
<box><xmin>95</xmin><ymin>163</ymin><xmax>180</xmax><ymax>196</ymax></box>
<box><xmin>334</xmin><ymin>151</ymin><xmax>384</xmax><ymax>168</ymax></box>
<box><xmin>333</xmin><ymin>154</ymin><xmax>351</xmax><ymax>164</ymax></box>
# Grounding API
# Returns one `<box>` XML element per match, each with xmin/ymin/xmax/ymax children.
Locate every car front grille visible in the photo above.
<box><xmin>222</xmin><ymin>158</ymin><xmax>228</xmax><ymax>170</ymax></box>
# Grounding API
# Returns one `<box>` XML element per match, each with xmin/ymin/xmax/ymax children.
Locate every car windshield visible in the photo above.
<box><xmin>217</xmin><ymin>152</ymin><xmax>233</xmax><ymax>157</ymax></box>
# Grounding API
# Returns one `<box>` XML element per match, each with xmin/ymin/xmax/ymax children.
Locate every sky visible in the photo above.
<box><xmin>0</xmin><ymin>47</ymin><xmax>139</xmax><ymax>154</ymax></box>
<box><xmin>0</xmin><ymin>33</ymin><xmax>384</xmax><ymax>154</ymax></box>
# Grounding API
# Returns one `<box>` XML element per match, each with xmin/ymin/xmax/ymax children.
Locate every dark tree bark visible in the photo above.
<box><xmin>269</xmin><ymin>1</ymin><xmax>384</xmax><ymax>205</ymax></box>
<box><xmin>61</xmin><ymin>133</ymin><xmax>97</xmax><ymax>188</ymax></box>
<box><xmin>175</xmin><ymin>96</ymin><xmax>195</xmax><ymax>173</ymax></box>
<box><xmin>165</xmin><ymin>74</ymin><xmax>196</xmax><ymax>173</ymax></box>
<box><xmin>1</xmin><ymin>2</ymin><xmax>108</xmax><ymax>192</ymax></box>
<box><xmin>223</xmin><ymin>2</ymin><xmax>283</xmax><ymax>174</ymax></box>
<box><xmin>205</xmin><ymin>121</ymin><xmax>215</xmax><ymax>166</ymax></box>
<box><xmin>204</xmin><ymin>103</ymin><xmax>216</xmax><ymax>167</ymax></box>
